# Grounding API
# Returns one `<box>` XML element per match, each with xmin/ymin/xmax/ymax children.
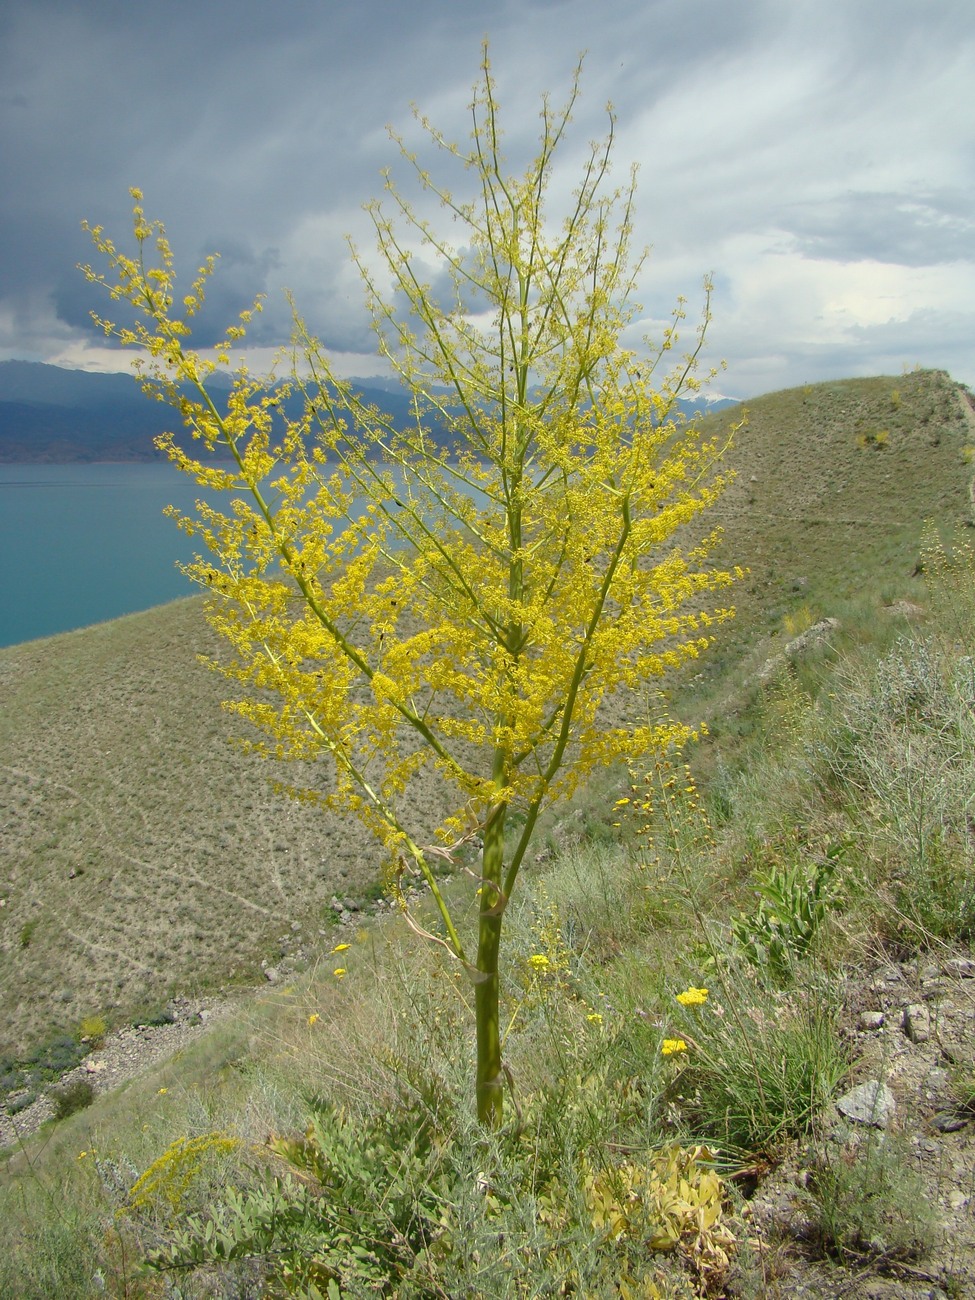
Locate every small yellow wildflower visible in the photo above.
<box><xmin>330</xmin><ymin>943</ymin><xmax>350</xmax><ymax>954</ymax></box>
<box><xmin>158</xmin><ymin>1087</ymin><xmax>168</xmax><ymax>1095</ymax></box>
<box><xmin>333</xmin><ymin>968</ymin><xmax>347</xmax><ymax>979</ymax></box>
<box><xmin>586</xmin><ymin>1012</ymin><xmax>604</xmax><ymax>1025</ymax></box>
<box><xmin>661</xmin><ymin>1039</ymin><xmax>688</xmax><ymax>1056</ymax></box>
<box><xmin>308</xmin><ymin>1013</ymin><xmax>320</xmax><ymax>1026</ymax></box>
<box><xmin>675</xmin><ymin>987</ymin><xmax>709</xmax><ymax>1006</ymax></box>
<box><xmin>527</xmin><ymin>954</ymin><xmax>551</xmax><ymax>971</ymax></box>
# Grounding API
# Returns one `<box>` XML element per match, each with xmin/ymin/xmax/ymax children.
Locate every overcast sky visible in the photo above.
<box><xmin>1</xmin><ymin>0</ymin><xmax>972</xmax><ymax>399</ymax></box>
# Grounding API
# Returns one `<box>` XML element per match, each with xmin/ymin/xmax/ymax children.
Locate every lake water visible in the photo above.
<box><xmin>0</xmin><ymin>461</ymin><xmax>488</xmax><ymax>649</ymax></box>
<box><xmin>0</xmin><ymin>463</ymin><xmax>205</xmax><ymax>648</ymax></box>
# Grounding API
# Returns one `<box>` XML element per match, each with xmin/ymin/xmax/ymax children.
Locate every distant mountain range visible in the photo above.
<box><xmin>0</xmin><ymin>360</ymin><xmax>737</xmax><ymax>462</ymax></box>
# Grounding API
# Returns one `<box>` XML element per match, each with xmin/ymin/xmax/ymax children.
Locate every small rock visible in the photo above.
<box><xmin>836</xmin><ymin>1080</ymin><xmax>897</xmax><ymax>1128</ymax></box>
<box><xmin>945</xmin><ymin>957</ymin><xmax>975</xmax><ymax>978</ymax></box>
<box><xmin>858</xmin><ymin>1011</ymin><xmax>885</xmax><ymax>1031</ymax></box>
<box><xmin>903</xmin><ymin>1003</ymin><xmax>931</xmax><ymax>1043</ymax></box>
<box><xmin>931</xmin><ymin>1112</ymin><xmax>968</xmax><ymax>1133</ymax></box>
<box><xmin>264</xmin><ymin>966</ymin><xmax>280</xmax><ymax>983</ymax></box>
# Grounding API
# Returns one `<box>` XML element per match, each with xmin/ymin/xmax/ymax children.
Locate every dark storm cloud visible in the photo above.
<box><xmin>0</xmin><ymin>0</ymin><xmax>973</xmax><ymax>392</ymax></box>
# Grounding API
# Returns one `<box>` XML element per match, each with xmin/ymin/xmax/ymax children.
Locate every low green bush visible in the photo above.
<box><xmin>28</xmin><ymin>1032</ymin><xmax>87</xmax><ymax>1079</ymax></box>
<box><xmin>803</xmin><ymin>1131</ymin><xmax>936</xmax><ymax>1264</ymax></box>
<box><xmin>50</xmin><ymin>1078</ymin><xmax>95</xmax><ymax>1121</ymax></box>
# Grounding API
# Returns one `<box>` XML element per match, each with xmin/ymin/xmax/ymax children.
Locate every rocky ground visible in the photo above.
<box><xmin>0</xmin><ymin>994</ymin><xmax>236</xmax><ymax>1150</ymax></box>
<box><xmin>747</xmin><ymin>951</ymin><xmax>975</xmax><ymax>1298</ymax></box>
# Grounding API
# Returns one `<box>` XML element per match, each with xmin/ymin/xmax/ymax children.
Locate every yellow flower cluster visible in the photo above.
<box><xmin>661</xmin><ymin>1039</ymin><xmax>688</xmax><ymax>1056</ymax></box>
<box><xmin>675</xmin><ymin>987</ymin><xmax>709</xmax><ymax>1006</ymax></box>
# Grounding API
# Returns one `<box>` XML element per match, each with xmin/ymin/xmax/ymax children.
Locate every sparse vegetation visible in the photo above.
<box><xmin>802</xmin><ymin>1130</ymin><xmax>937</xmax><ymax>1266</ymax></box>
<box><xmin>1</xmin><ymin>370</ymin><xmax>974</xmax><ymax>1296</ymax></box>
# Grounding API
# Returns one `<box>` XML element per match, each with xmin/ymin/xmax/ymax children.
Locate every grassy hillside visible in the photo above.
<box><xmin>0</xmin><ymin>601</ymin><xmax>398</xmax><ymax>1055</ymax></box>
<box><xmin>696</xmin><ymin>367</ymin><xmax>974</xmax><ymax>675</ymax></box>
<box><xmin>2</xmin><ymin>369</ymin><xmax>975</xmax><ymax>1297</ymax></box>
<box><xmin>0</xmin><ymin>369</ymin><xmax>972</xmax><ymax>1061</ymax></box>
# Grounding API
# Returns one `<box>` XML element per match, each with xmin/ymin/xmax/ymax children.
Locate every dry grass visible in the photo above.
<box><xmin>0</xmin><ymin>599</ymin><xmax>454</xmax><ymax>1055</ymax></box>
<box><xmin>697</xmin><ymin>368</ymin><xmax>974</xmax><ymax>674</ymax></box>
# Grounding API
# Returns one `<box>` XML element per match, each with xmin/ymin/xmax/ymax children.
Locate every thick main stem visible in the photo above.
<box><xmin>475</xmin><ymin>785</ymin><xmax>507</xmax><ymax>1127</ymax></box>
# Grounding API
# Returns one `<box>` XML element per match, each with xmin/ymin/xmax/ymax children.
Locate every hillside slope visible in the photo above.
<box><xmin>0</xmin><ymin>369</ymin><xmax>971</xmax><ymax>1057</ymax></box>
<box><xmin>697</xmin><ymin>368</ymin><xmax>974</xmax><ymax>677</ymax></box>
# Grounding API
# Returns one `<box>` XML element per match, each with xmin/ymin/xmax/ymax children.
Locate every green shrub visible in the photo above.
<box><xmin>131</xmin><ymin>1004</ymin><xmax>176</xmax><ymax>1028</ymax></box>
<box><xmin>50</xmin><ymin>1078</ymin><xmax>95</xmax><ymax>1121</ymax></box>
<box><xmin>145</xmin><ymin>1100</ymin><xmax>455</xmax><ymax>1295</ymax></box>
<box><xmin>731</xmin><ymin>838</ymin><xmax>844</xmax><ymax>980</ymax></box>
<box><xmin>6</xmin><ymin>1088</ymin><xmax>37</xmax><ymax>1115</ymax></box>
<box><xmin>0</xmin><ymin>1055</ymin><xmax>23</xmax><ymax>1095</ymax></box>
<box><xmin>28</xmin><ymin>1033</ymin><xmax>87</xmax><ymax>1079</ymax></box>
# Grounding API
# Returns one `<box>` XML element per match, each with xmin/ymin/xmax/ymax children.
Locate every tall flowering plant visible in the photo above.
<box><xmin>83</xmin><ymin>51</ymin><xmax>740</xmax><ymax>1126</ymax></box>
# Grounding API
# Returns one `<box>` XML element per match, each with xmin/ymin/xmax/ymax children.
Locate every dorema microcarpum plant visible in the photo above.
<box><xmin>82</xmin><ymin>50</ymin><xmax>741</xmax><ymax>1127</ymax></box>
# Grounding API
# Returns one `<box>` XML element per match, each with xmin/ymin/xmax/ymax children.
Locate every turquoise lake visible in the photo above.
<box><xmin>0</xmin><ymin>461</ymin><xmax>486</xmax><ymax>650</ymax></box>
<box><xmin>0</xmin><ymin>463</ymin><xmax>205</xmax><ymax>649</ymax></box>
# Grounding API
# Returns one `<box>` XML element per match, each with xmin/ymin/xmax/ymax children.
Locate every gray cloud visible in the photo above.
<box><xmin>0</xmin><ymin>0</ymin><xmax>972</xmax><ymax>395</ymax></box>
<box><xmin>784</xmin><ymin>192</ymin><xmax>975</xmax><ymax>267</ymax></box>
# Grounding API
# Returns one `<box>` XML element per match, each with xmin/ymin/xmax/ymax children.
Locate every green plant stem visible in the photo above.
<box><xmin>475</xmin><ymin>798</ymin><xmax>506</xmax><ymax>1127</ymax></box>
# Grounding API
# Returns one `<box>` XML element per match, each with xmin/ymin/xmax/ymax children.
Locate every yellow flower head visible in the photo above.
<box><xmin>330</xmin><ymin>943</ymin><xmax>350</xmax><ymax>954</ymax></box>
<box><xmin>333</xmin><ymin>968</ymin><xmax>347</xmax><ymax>979</ymax></box>
<box><xmin>586</xmin><ymin>1012</ymin><xmax>604</xmax><ymax>1025</ymax></box>
<box><xmin>528</xmin><ymin>954</ymin><xmax>552</xmax><ymax>971</ymax></box>
<box><xmin>307</xmin><ymin>1013</ymin><xmax>320</xmax><ymax>1026</ymax></box>
<box><xmin>661</xmin><ymin>1038</ymin><xmax>688</xmax><ymax>1056</ymax></box>
<box><xmin>675</xmin><ymin>987</ymin><xmax>709</xmax><ymax>1006</ymax></box>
